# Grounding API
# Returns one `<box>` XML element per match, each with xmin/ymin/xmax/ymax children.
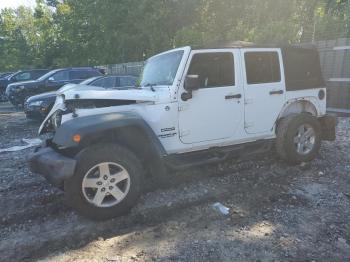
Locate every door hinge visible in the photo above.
<box><xmin>180</xmin><ymin>130</ymin><xmax>190</xmax><ymax>137</ymax></box>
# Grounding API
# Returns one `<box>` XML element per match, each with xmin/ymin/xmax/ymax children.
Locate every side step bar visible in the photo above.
<box><xmin>164</xmin><ymin>139</ymin><xmax>274</xmax><ymax>171</ymax></box>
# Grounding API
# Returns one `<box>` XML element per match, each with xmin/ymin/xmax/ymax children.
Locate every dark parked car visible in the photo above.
<box><xmin>0</xmin><ymin>69</ymin><xmax>49</xmax><ymax>102</ymax></box>
<box><xmin>0</xmin><ymin>72</ymin><xmax>14</xmax><ymax>79</ymax></box>
<box><xmin>24</xmin><ymin>75</ymin><xmax>138</xmax><ymax>120</ymax></box>
<box><xmin>5</xmin><ymin>67</ymin><xmax>102</xmax><ymax>107</ymax></box>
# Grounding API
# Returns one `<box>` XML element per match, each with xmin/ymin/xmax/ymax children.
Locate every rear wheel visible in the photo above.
<box><xmin>65</xmin><ymin>143</ymin><xmax>143</xmax><ymax>220</ymax></box>
<box><xmin>276</xmin><ymin>113</ymin><xmax>321</xmax><ymax>164</ymax></box>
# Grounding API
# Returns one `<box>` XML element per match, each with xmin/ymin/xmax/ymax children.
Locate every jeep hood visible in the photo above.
<box><xmin>59</xmin><ymin>85</ymin><xmax>161</xmax><ymax>102</ymax></box>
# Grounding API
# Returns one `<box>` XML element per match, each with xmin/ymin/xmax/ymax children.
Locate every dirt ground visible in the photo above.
<box><xmin>0</xmin><ymin>103</ymin><xmax>350</xmax><ymax>262</ymax></box>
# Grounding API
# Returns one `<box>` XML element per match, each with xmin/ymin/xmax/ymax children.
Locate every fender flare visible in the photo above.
<box><xmin>52</xmin><ymin>111</ymin><xmax>166</xmax><ymax>157</ymax></box>
<box><xmin>277</xmin><ymin>98</ymin><xmax>320</xmax><ymax>120</ymax></box>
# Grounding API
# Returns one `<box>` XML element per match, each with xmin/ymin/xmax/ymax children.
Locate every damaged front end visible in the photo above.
<box><xmin>39</xmin><ymin>87</ymin><xmax>159</xmax><ymax>135</ymax></box>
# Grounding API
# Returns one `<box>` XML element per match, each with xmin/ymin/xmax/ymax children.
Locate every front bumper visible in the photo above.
<box><xmin>319</xmin><ymin>114</ymin><xmax>338</xmax><ymax>141</ymax></box>
<box><xmin>29</xmin><ymin>146</ymin><xmax>76</xmax><ymax>188</ymax></box>
<box><xmin>24</xmin><ymin>104</ymin><xmax>49</xmax><ymax>120</ymax></box>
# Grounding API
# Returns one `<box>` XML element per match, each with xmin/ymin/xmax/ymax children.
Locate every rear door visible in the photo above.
<box><xmin>242</xmin><ymin>49</ymin><xmax>286</xmax><ymax>134</ymax></box>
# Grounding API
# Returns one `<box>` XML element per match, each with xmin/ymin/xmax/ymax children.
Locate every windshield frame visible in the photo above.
<box><xmin>139</xmin><ymin>49</ymin><xmax>185</xmax><ymax>88</ymax></box>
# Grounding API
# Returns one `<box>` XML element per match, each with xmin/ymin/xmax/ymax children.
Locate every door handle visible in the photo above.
<box><xmin>225</xmin><ymin>94</ymin><xmax>242</xmax><ymax>100</ymax></box>
<box><xmin>269</xmin><ymin>90</ymin><xmax>284</xmax><ymax>95</ymax></box>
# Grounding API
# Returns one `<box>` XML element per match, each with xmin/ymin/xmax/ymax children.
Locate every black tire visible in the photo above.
<box><xmin>64</xmin><ymin>143</ymin><xmax>143</xmax><ymax>220</ymax></box>
<box><xmin>276</xmin><ymin>113</ymin><xmax>321</xmax><ymax>164</ymax></box>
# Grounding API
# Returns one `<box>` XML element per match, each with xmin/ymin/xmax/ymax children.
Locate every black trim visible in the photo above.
<box><xmin>319</xmin><ymin>114</ymin><xmax>338</xmax><ymax>141</ymax></box>
<box><xmin>29</xmin><ymin>146</ymin><xmax>76</xmax><ymax>188</ymax></box>
<box><xmin>164</xmin><ymin>139</ymin><xmax>274</xmax><ymax>170</ymax></box>
<box><xmin>52</xmin><ymin>111</ymin><xmax>166</xmax><ymax>157</ymax></box>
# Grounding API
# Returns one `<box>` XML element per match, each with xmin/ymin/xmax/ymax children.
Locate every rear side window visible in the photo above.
<box><xmin>282</xmin><ymin>47</ymin><xmax>324</xmax><ymax>90</ymax></box>
<box><xmin>245</xmin><ymin>52</ymin><xmax>281</xmax><ymax>84</ymax></box>
<box><xmin>88</xmin><ymin>70</ymin><xmax>101</xmax><ymax>77</ymax></box>
<box><xmin>70</xmin><ymin>70</ymin><xmax>87</xmax><ymax>80</ymax></box>
<box><xmin>187</xmin><ymin>52</ymin><xmax>235</xmax><ymax>88</ymax></box>
<box><xmin>119</xmin><ymin>77</ymin><xmax>137</xmax><ymax>87</ymax></box>
<box><xmin>31</xmin><ymin>70</ymin><xmax>47</xmax><ymax>79</ymax></box>
<box><xmin>51</xmin><ymin>70</ymin><xmax>69</xmax><ymax>81</ymax></box>
<box><xmin>91</xmin><ymin>77</ymin><xmax>116</xmax><ymax>88</ymax></box>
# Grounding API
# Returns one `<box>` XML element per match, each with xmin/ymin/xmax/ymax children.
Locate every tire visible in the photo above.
<box><xmin>0</xmin><ymin>90</ymin><xmax>7</xmax><ymax>102</ymax></box>
<box><xmin>64</xmin><ymin>143</ymin><xmax>143</xmax><ymax>220</ymax></box>
<box><xmin>276</xmin><ymin>113</ymin><xmax>321</xmax><ymax>164</ymax></box>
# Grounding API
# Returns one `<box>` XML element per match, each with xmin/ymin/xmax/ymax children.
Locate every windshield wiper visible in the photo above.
<box><xmin>143</xmin><ymin>83</ymin><xmax>156</xmax><ymax>92</ymax></box>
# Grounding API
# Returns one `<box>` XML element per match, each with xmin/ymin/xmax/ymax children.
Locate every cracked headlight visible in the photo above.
<box><xmin>51</xmin><ymin>110</ymin><xmax>62</xmax><ymax>130</ymax></box>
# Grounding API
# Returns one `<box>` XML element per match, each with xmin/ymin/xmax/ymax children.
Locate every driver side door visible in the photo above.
<box><xmin>178</xmin><ymin>49</ymin><xmax>244</xmax><ymax>144</ymax></box>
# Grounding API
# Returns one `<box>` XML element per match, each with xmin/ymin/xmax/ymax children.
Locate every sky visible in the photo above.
<box><xmin>0</xmin><ymin>0</ymin><xmax>36</xmax><ymax>10</ymax></box>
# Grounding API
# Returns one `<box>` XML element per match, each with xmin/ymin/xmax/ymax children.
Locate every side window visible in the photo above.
<box><xmin>119</xmin><ymin>77</ymin><xmax>137</xmax><ymax>87</ymax></box>
<box><xmin>51</xmin><ymin>70</ymin><xmax>69</xmax><ymax>81</ymax></box>
<box><xmin>70</xmin><ymin>70</ymin><xmax>86</xmax><ymax>80</ymax></box>
<box><xmin>187</xmin><ymin>52</ymin><xmax>235</xmax><ymax>88</ymax></box>
<box><xmin>245</xmin><ymin>52</ymin><xmax>281</xmax><ymax>84</ymax></box>
<box><xmin>90</xmin><ymin>77</ymin><xmax>116</xmax><ymax>88</ymax></box>
<box><xmin>90</xmin><ymin>78</ymin><xmax>104</xmax><ymax>87</ymax></box>
<box><xmin>15</xmin><ymin>72</ymin><xmax>31</xmax><ymax>81</ymax></box>
<box><xmin>102</xmin><ymin>77</ymin><xmax>116</xmax><ymax>88</ymax></box>
<box><xmin>31</xmin><ymin>71</ymin><xmax>45</xmax><ymax>79</ymax></box>
<box><xmin>88</xmin><ymin>70</ymin><xmax>101</xmax><ymax>77</ymax></box>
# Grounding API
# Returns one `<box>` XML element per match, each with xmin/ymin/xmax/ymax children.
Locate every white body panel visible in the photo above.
<box><xmin>41</xmin><ymin>46</ymin><xmax>327</xmax><ymax>155</ymax></box>
<box><xmin>178</xmin><ymin>49</ymin><xmax>244</xmax><ymax>144</ymax></box>
<box><xmin>241</xmin><ymin>48</ymin><xmax>286</xmax><ymax>134</ymax></box>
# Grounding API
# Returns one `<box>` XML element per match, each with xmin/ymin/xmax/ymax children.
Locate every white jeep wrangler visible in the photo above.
<box><xmin>30</xmin><ymin>45</ymin><xmax>337</xmax><ymax>220</ymax></box>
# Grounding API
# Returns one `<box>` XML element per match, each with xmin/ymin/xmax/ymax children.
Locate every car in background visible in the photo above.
<box><xmin>24</xmin><ymin>75</ymin><xmax>138</xmax><ymax>120</ymax></box>
<box><xmin>0</xmin><ymin>69</ymin><xmax>49</xmax><ymax>102</ymax></box>
<box><xmin>5</xmin><ymin>67</ymin><xmax>102</xmax><ymax>107</ymax></box>
<box><xmin>0</xmin><ymin>72</ymin><xmax>14</xmax><ymax>79</ymax></box>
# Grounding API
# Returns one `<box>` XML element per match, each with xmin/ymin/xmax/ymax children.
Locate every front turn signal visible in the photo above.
<box><xmin>73</xmin><ymin>134</ymin><xmax>81</xmax><ymax>143</ymax></box>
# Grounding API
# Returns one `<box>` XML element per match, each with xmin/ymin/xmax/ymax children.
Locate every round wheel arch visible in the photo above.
<box><xmin>278</xmin><ymin>99</ymin><xmax>319</xmax><ymax>120</ymax></box>
<box><xmin>78</xmin><ymin>126</ymin><xmax>166</xmax><ymax>177</ymax></box>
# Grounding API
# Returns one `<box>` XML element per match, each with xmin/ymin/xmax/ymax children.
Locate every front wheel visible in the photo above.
<box><xmin>65</xmin><ymin>143</ymin><xmax>143</xmax><ymax>220</ymax></box>
<box><xmin>276</xmin><ymin>114</ymin><xmax>321</xmax><ymax>164</ymax></box>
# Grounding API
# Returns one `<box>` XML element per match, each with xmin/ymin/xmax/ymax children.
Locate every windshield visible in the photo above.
<box><xmin>37</xmin><ymin>69</ymin><xmax>60</xmax><ymax>81</ymax></box>
<box><xmin>81</xmin><ymin>76</ymin><xmax>101</xmax><ymax>85</ymax></box>
<box><xmin>140</xmin><ymin>50</ymin><xmax>184</xmax><ymax>87</ymax></box>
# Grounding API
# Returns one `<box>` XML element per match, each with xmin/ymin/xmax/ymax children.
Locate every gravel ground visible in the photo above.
<box><xmin>0</xmin><ymin>106</ymin><xmax>350</xmax><ymax>262</ymax></box>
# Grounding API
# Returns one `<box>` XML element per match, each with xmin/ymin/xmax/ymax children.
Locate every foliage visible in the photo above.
<box><xmin>0</xmin><ymin>0</ymin><xmax>349</xmax><ymax>71</ymax></box>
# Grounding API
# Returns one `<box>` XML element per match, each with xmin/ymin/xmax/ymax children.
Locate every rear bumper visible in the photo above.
<box><xmin>29</xmin><ymin>146</ymin><xmax>76</xmax><ymax>188</ymax></box>
<box><xmin>319</xmin><ymin>114</ymin><xmax>338</xmax><ymax>141</ymax></box>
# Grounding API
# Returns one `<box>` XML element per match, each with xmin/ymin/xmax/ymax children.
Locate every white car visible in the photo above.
<box><xmin>30</xmin><ymin>45</ymin><xmax>337</xmax><ymax>220</ymax></box>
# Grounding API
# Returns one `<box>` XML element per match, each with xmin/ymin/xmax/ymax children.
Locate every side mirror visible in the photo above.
<box><xmin>48</xmin><ymin>77</ymin><xmax>54</xmax><ymax>82</ymax></box>
<box><xmin>184</xmin><ymin>75</ymin><xmax>200</xmax><ymax>91</ymax></box>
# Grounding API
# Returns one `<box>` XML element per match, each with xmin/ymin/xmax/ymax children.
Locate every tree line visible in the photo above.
<box><xmin>0</xmin><ymin>0</ymin><xmax>349</xmax><ymax>71</ymax></box>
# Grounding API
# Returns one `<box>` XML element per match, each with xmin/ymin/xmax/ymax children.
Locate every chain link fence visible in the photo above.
<box><xmin>97</xmin><ymin>61</ymin><xmax>144</xmax><ymax>77</ymax></box>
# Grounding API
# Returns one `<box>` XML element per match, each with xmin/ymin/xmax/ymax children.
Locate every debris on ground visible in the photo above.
<box><xmin>0</xmin><ymin>109</ymin><xmax>350</xmax><ymax>261</ymax></box>
<box><xmin>0</xmin><ymin>138</ymin><xmax>42</xmax><ymax>153</ymax></box>
<box><xmin>212</xmin><ymin>202</ymin><xmax>230</xmax><ymax>215</ymax></box>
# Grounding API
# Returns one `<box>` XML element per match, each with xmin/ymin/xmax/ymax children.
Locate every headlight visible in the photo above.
<box><xmin>14</xmin><ymin>85</ymin><xmax>25</xmax><ymax>92</ymax></box>
<box><xmin>51</xmin><ymin>110</ymin><xmax>62</xmax><ymax>130</ymax></box>
<box><xmin>29</xmin><ymin>100</ymin><xmax>44</xmax><ymax>107</ymax></box>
